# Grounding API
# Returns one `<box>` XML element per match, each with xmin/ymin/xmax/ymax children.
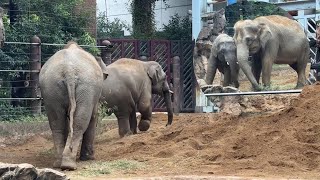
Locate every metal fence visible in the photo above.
<box><xmin>98</xmin><ymin>39</ymin><xmax>196</xmax><ymax>113</ymax></box>
<box><xmin>0</xmin><ymin>37</ymin><xmax>195</xmax><ymax>120</ymax></box>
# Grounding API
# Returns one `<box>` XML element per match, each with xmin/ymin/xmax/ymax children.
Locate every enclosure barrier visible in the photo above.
<box><xmin>0</xmin><ymin>37</ymin><xmax>195</xmax><ymax>120</ymax></box>
<box><xmin>199</xmin><ymin>89</ymin><xmax>303</xmax><ymax>113</ymax></box>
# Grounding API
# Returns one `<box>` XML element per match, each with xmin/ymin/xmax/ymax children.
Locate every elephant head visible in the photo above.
<box><xmin>0</xmin><ymin>7</ymin><xmax>5</xmax><ymax>48</ymax></box>
<box><xmin>233</xmin><ymin>20</ymin><xmax>272</xmax><ymax>90</ymax></box>
<box><xmin>206</xmin><ymin>34</ymin><xmax>239</xmax><ymax>88</ymax></box>
<box><xmin>146</xmin><ymin>62</ymin><xmax>173</xmax><ymax>126</ymax></box>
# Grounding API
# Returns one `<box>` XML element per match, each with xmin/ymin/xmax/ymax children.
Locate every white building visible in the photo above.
<box><xmin>97</xmin><ymin>0</ymin><xmax>192</xmax><ymax>36</ymax></box>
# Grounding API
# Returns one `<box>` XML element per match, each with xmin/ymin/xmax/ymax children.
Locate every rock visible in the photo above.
<box><xmin>37</xmin><ymin>168</ymin><xmax>69</xmax><ymax>180</ymax></box>
<box><xmin>204</xmin><ymin>85</ymin><xmax>243</xmax><ymax>115</ymax></box>
<box><xmin>13</xmin><ymin>163</ymin><xmax>38</xmax><ymax>180</ymax></box>
<box><xmin>0</xmin><ymin>162</ymin><xmax>69</xmax><ymax>180</ymax></box>
<box><xmin>0</xmin><ymin>163</ymin><xmax>17</xmax><ymax>176</ymax></box>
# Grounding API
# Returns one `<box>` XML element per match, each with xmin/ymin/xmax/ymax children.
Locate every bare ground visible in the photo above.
<box><xmin>1</xmin><ymin>65</ymin><xmax>319</xmax><ymax>180</ymax></box>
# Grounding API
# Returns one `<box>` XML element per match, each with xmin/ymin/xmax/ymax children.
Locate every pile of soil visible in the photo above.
<box><xmin>93</xmin><ymin>83</ymin><xmax>320</xmax><ymax>179</ymax></box>
<box><xmin>1</xmin><ymin>83</ymin><xmax>320</xmax><ymax>179</ymax></box>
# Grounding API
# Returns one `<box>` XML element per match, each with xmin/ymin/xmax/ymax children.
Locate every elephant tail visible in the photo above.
<box><xmin>67</xmin><ymin>79</ymin><xmax>76</xmax><ymax>150</ymax></box>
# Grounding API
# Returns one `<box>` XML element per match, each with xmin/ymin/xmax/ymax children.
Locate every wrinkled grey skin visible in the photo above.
<box><xmin>0</xmin><ymin>7</ymin><xmax>6</xmax><ymax>48</ymax></box>
<box><xmin>39</xmin><ymin>42</ymin><xmax>108</xmax><ymax>171</ymax></box>
<box><xmin>233</xmin><ymin>15</ymin><xmax>309</xmax><ymax>91</ymax></box>
<box><xmin>100</xmin><ymin>58</ymin><xmax>173</xmax><ymax>137</ymax></box>
<box><xmin>206</xmin><ymin>34</ymin><xmax>239</xmax><ymax>88</ymax></box>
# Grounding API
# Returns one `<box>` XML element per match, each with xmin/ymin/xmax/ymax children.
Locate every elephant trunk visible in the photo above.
<box><xmin>205</xmin><ymin>55</ymin><xmax>216</xmax><ymax>85</ymax></box>
<box><xmin>226</xmin><ymin>54</ymin><xmax>239</xmax><ymax>88</ymax></box>
<box><xmin>236</xmin><ymin>43</ymin><xmax>260</xmax><ymax>90</ymax></box>
<box><xmin>163</xmin><ymin>81</ymin><xmax>173</xmax><ymax>126</ymax></box>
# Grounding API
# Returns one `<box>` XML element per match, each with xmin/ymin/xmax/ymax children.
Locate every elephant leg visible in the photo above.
<box><xmin>46</xmin><ymin>105</ymin><xmax>67</xmax><ymax>169</ymax></box>
<box><xmin>252</xmin><ymin>54</ymin><xmax>262</xmax><ymax>84</ymax></box>
<box><xmin>61</xmin><ymin>104</ymin><xmax>92</xmax><ymax>170</ymax></box>
<box><xmin>261</xmin><ymin>54</ymin><xmax>274</xmax><ymax>88</ymax></box>
<box><xmin>222</xmin><ymin>67</ymin><xmax>231</xmax><ymax>87</ymax></box>
<box><xmin>295</xmin><ymin>60</ymin><xmax>307</xmax><ymax>88</ymax></box>
<box><xmin>129</xmin><ymin>110</ymin><xmax>138</xmax><ymax>134</ymax></box>
<box><xmin>137</xmin><ymin>98</ymin><xmax>152</xmax><ymax>132</ymax></box>
<box><xmin>80</xmin><ymin>103</ymin><xmax>98</xmax><ymax>161</ymax></box>
<box><xmin>115</xmin><ymin>112</ymin><xmax>132</xmax><ymax>137</ymax></box>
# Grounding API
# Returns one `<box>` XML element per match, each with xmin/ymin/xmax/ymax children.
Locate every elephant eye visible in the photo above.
<box><xmin>246</xmin><ymin>37</ymin><xmax>254</xmax><ymax>45</ymax></box>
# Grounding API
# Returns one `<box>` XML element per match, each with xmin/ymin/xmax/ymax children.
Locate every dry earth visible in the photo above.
<box><xmin>0</xmin><ymin>65</ymin><xmax>319</xmax><ymax>180</ymax></box>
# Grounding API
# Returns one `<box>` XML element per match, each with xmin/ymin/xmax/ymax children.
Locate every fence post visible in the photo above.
<box><xmin>30</xmin><ymin>35</ymin><xmax>41</xmax><ymax>115</ymax></box>
<box><xmin>172</xmin><ymin>56</ymin><xmax>181</xmax><ymax>114</ymax></box>
<box><xmin>101</xmin><ymin>40</ymin><xmax>112</xmax><ymax>65</ymax></box>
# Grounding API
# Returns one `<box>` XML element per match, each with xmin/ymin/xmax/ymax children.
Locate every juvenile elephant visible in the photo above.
<box><xmin>100</xmin><ymin>58</ymin><xmax>173</xmax><ymax>137</ymax></box>
<box><xmin>233</xmin><ymin>15</ymin><xmax>309</xmax><ymax>90</ymax></box>
<box><xmin>39</xmin><ymin>41</ymin><xmax>108</xmax><ymax>170</ymax></box>
<box><xmin>205</xmin><ymin>33</ymin><xmax>239</xmax><ymax>88</ymax></box>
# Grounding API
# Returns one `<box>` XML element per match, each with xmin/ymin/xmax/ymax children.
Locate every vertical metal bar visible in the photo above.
<box><xmin>30</xmin><ymin>35</ymin><xmax>41</xmax><ymax>115</ymax></box>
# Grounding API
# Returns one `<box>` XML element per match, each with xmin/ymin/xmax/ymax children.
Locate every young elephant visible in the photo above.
<box><xmin>205</xmin><ymin>33</ymin><xmax>239</xmax><ymax>88</ymax></box>
<box><xmin>100</xmin><ymin>58</ymin><xmax>173</xmax><ymax>137</ymax></box>
<box><xmin>39</xmin><ymin>42</ymin><xmax>108</xmax><ymax>170</ymax></box>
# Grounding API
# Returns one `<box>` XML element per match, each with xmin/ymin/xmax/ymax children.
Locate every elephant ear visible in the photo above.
<box><xmin>95</xmin><ymin>56</ymin><xmax>108</xmax><ymax>80</ymax></box>
<box><xmin>147</xmin><ymin>63</ymin><xmax>162</xmax><ymax>85</ymax></box>
<box><xmin>258</xmin><ymin>23</ymin><xmax>272</xmax><ymax>49</ymax></box>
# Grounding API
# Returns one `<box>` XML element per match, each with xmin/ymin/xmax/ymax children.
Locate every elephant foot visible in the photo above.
<box><xmin>80</xmin><ymin>154</ymin><xmax>95</xmax><ymax>161</ymax></box>
<box><xmin>138</xmin><ymin>120</ymin><xmax>150</xmax><ymax>131</ymax></box>
<box><xmin>53</xmin><ymin>160</ymin><xmax>61</xmax><ymax>169</ymax></box>
<box><xmin>119</xmin><ymin>130</ymin><xmax>133</xmax><ymax>138</ymax></box>
<box><xmin>61</xmin><ymin>157</ymin><xmax>77</xmax><ymax>171</ymax></box>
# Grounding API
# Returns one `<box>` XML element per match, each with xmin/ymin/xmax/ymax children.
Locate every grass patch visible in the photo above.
<box><xmin>77</xmin><ymin>160</ymin><xmax>143</xmax><ymax>177</ymax></box>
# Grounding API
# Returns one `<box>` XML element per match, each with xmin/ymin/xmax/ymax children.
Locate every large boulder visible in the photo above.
<box><xmin>0</xmin><ymin>163</ymin><xmax>69</xmax><ymax>180</ymax></box>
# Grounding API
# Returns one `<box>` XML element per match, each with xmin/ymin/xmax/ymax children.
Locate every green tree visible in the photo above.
<box><xmin>97</xmin><ymin>12</ymin><xmax>130</xmax><ymax>39</ymax></box>
<box><xmin>0</xmin><ymin>0</ymin><xmax>99</xmax><ymax>120</ymax></box>
<box><xmin>156</xmin><ymin>14</ymin><xmax>192</xmax><ymax>40</ymax></box>
<box><xmin>225</xmin><ymin>1</ymin><xmax>288</xmax><ymax>35</ymax></box>
<box><xmin>130</xmin><ymin>0</ymin><xmax>166</xmax><ymax>39</ymax></box>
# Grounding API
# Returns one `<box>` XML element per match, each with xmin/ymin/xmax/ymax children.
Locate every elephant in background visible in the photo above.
<box><xmin>100</xmin><ymin>58</ymin><xmax>173</xmax><ymax>137</ymax></box>
<box><xmin>0</xmin><ymin>7</ymin><xmax>5</xmax><ymax>48</ymax></box>
<box><xmin>205</xmin><ymin>33</ymin><xmax>239</xmax><ymax>88</ymax></box>
<box><xmin>233</xmin><ymin>15</ymin><xmax>309</xmax><ymax>91</ymax></box>
<box><xmin>193</xmin><ymin>8</ymin><xmax>226</xmax><ymax>89</ymax></box>
<box><xmin>39</xmin><ymin>41</ymin><xmax>108</xmax><ymax>170</ymax></box>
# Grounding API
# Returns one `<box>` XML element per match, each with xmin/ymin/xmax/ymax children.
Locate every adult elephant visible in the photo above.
<box><xmin>0</xmin><ymin>7</ymin><xmax>6</xmax><ymax>47</ymax></box>
<box><xmin>39</xmin><ymin>41</ymin><xmax>108</xmax><ymax>170</ymax></box>
<box><xmin>100</xmin><ymin>58</ymin><xmax>173</xmax><ymax>137</ymax></box>
<box><xmin>233</xmin><ymin>15</ymin><xmax>309</xmax><ymax>91</ymax></box>
<box><xmin>205</xmin><ymin>33</ymin><xmax>239</xmax><ymax>88</ymax></box>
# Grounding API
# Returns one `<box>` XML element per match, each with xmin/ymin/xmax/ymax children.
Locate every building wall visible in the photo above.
<box><xmin>97</xmin><ymin>0</ymin><xmax>192</xmax><ymax>36</ymax></box>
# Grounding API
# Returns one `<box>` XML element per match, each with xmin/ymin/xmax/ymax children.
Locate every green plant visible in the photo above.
<box><xmin>130</xmin><ymin>0</ymin><xmax>167</xmax><ymax>39</ymax></box>
<box><xmin>97</xmin><ymin>13</ymin><xmax>130</xmax><ymax>39</ymax></box>
<box><xmin>155</xmin><ymin>13</ymin><xmax>192</xmax><ymax>40</ymax></box>
<box><xmin>76</xmin><ymin>160</ymin><xmax>143</xmax><ymax>177</ymax></box>
<box><xmin>0</xmin><ymin>0</ymin><xmax>99</xmax><ymax>121</ymax></box>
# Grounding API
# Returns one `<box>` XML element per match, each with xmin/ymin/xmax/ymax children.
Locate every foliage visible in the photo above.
<box><xmin>130</xmin><ymin>0</ymin><xmax>167</xmax><ymax>39</ymax></box>
<box><xmin>0</xmin><ymin>0</ymin><xmax>99</xmax><ymax>121</ymax></box>
<box><xmin>155</xmin><ymin>14</ymin><xmax>192</xmax><ymax>40</ymax></box>
<box><xmin>97</xmin><ymin>12</ymin><xmax>130</xmax><ymax>39</ymax></box>
<box><xmin>225</xmin><ymin>1</ymin><xmax>288</xmax><ymax>35</ymax></box>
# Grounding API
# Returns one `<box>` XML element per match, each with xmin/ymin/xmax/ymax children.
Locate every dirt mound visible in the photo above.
<box><xmin>1</xmin><ymin>84</ymin><xmax>320</xmax><ymax>179</ymax></box>
<box><xmin>93</xmin><ymin>84</ymin><xmax>320</xmax><ymax>179</ymax></box>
